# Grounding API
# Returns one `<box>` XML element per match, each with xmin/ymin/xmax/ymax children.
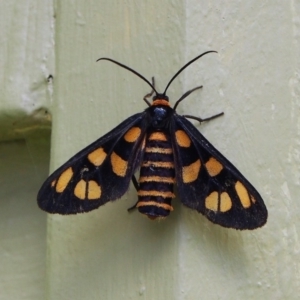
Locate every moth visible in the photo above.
<box><xmin>37</xmin><ymin>51</ymin><xmax>267</xmax><ymax>229</ymax></box>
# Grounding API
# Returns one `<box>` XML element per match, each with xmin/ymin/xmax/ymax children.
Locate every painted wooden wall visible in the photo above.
<box><xmin>1</xmin><ymin>1</ymin><xmax>299</xmax><ymax>299</ymax></box>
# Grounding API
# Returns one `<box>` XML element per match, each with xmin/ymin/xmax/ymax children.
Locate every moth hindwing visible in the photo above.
<box><xmin>37</xmin><ymin>51</ymin><xmax>267</xmax><ymax>230</ymax></box>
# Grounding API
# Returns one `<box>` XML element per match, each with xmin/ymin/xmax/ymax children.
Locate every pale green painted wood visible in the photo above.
<box><xmin>0</xmin><ymin>1</ymin><xmax>54</xmax><ymax>142</ymax></box>
<box><xmin>0</xmin><ymin>1</ymin><xmax>54</xmax><ymax>299</ymax></box>
<box><xmin>46</xmin><ymin>1</ymin><xmax>300</xmax><ymax>299</ymax></box>
<box><xmin>0</xmin><ymin>131</ymin><xmax>50</xmax><ymax>300</ymax></box>
<box><xmin>182</xmin><ymin>1</ymin><xmax>300</xmax><ymax>299</ymax></box>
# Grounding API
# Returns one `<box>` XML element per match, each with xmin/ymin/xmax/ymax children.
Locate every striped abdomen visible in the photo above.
<box><xmin>136</xmin><ymin>130</ymin><xmax>175</xmax><ymax>219</ymax></box>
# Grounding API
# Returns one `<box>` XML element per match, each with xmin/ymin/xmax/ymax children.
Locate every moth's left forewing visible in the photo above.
<box><xmin>171</xmin><ymin>115</ymin><xmax>267</xmax><ymax>230</ymax></box>
<box><xmin>38</xmin><ymin>113</ymin><xmax>147</xmax><ymax>214</ymax></box>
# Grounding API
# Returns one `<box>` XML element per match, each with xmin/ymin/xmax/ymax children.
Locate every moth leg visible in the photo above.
<box><xmin>173</xmin><ymin>85</ymin><xmax>203</xmax><ymax>110</ymax></box>
<box><xmin>183</xmin><ymin>112</ymin><xmax>224</xmax><ymax>124</ymax></box>
<box><xmin>143</xmin><ymin>77</ymin><xmax>155</xmax><ymax>106</ymax></box>
<box><xmin>174</xmin><ymin>85</ymin><xmax>223</xmax><ymax>122</ymax></box>
<box><xmin>127</xmin><ymin>175</ymin><xmax>139</xmax><ymax>212</ymax></box>
<box><xmin>131</xmin><ymin>175</ymin><xmax>139</xmax><ymax>191</ymax></box>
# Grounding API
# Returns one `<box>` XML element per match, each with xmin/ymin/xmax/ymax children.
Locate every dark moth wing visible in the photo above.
<box><xmin>38</xmin><ymin>112</ymin><xmax>146</xmax><ymax>214</ymax></box>
<box><xmin>171</xmin><ymin>115</ymin><xmax>267</xmax><ymax>229</ymax></box>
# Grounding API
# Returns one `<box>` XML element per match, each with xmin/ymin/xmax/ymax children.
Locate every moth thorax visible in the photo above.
<box><xmin>149</xmin><ymin>103</ymin><xmax>173</xmax><ymax>129</ymax></box>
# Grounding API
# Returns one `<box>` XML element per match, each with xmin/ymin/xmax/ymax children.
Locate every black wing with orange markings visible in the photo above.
<box><xmin>171</xmin><ymin>115</ymin><xmax>267</xmax><ymax>229</ymax></box>
<box><xmin>37</xmin><ymin>113</ymin><xmax>146</xmax><ymax>214</ymax></box>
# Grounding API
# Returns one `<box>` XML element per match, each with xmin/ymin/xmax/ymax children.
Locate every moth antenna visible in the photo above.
<box><xmin>97</xmin><ymin>57</ymin><xmax>158</xmax><ymax>94</ymax></box>
<box><xmin>163</xmin><ymin>50</ymin><xmax>218</xmax><ymax>95</ymax></box>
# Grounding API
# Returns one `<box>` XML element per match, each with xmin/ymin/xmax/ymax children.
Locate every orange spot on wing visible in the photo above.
<box><xmin>74</xmin><ymin>179</ymin><xmax>86</xmax><ymax>200</ymax></box>
<box><xmin>205</xmin><ymin>157</ymin><xmax>223</xmax><ymax>177</ymax></box>
<box><xmin>220</xmin><ymin>192</ymin><xmax>232</xmax><ymax>212</ymax></box>
<box><xmin>124</xmin><ymin>127</ymin><xmax>141</xmax><ymax>143</ymax></box>
<box><xmin>182</xmin><ymin>159</ymin><xmax>201</xmax><ymax>183</ymax></box>
<box><xmin>56</xmin><ymin>167</ymin><xmax>73</xmax><ymax>193</ymax></box>
<box><xmin>88</xmin><ymin>147</ymin><xmax>107</xmax><ymax>166</ymax></box>
<box><xmin>111</xmin><ymin>152</ymin><xmax>128</xmax><ymax>177</ymax></box>
<box><xmin>205</xmin><ymin>191</ymin><xmax>219</xmax><ymax>211</ymax></box>
<box><xmin>235</xmin><ymin>181</ymin><xmax>251</xmax><ymax>208</ymax></box>
<box><xmin>175</xmin><ymin>130</ymin><xmax>191</xmax><ymax>147</ymax></box>
<box><xmin>205</xmin><ymin>191</ymin><xmax>232</xmax><ymax>212</ymax></box>
<box><xmin>87</xmin><ymin>180</ymin><xmax>101</xmax><ymax>199</ymax></box>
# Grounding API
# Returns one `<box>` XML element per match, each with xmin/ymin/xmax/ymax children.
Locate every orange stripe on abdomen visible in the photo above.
<box><xmin>137</xmin><ymin>130</ymin><xmax>175</xmax><ymax>219</ymax></box>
